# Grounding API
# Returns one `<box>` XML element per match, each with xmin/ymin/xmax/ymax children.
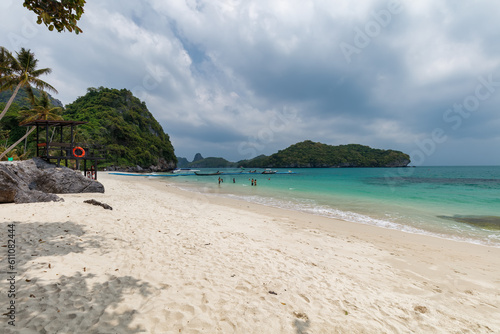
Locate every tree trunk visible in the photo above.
<box><xmin>0</xmin><ymin>126</ymin><xmax>35</xmax><ymax>160</ymax></box>
<box><xmin>24</xmin><ymin>126</ymin><xmax>30</xmax><ymax>152</ymax></box>
<box><xmin>0</xmin><ymin>81</ymin><xmax>23</xmax><ymax>122</ymax></box>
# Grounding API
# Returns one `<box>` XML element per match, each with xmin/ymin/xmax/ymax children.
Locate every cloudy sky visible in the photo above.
<box><xmin>1</xmin><ymin>0</ymin><xmax>500</xmax><ymax>165</ymax></box>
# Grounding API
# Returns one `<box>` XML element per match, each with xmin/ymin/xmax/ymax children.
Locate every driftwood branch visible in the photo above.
<box><xmin>84</xmin><ymin>199</ymin><xmax>112</xmax><ymax>210</ymax></box>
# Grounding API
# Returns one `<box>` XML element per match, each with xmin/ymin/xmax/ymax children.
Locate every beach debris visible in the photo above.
<box><xmin>269</xmin><ymin>291</ymin><xmax>278</xmax><ymax>295</ymax></box>
<box><xmin>414</xmin><ymin>305</ymin><xmax>428</xmax><ymax>314</ymax></box>
<box><xmin>293</xmin><ymin>312</ymin><xmax>309</xmax><ymax>321</ymax></box>
<box><xmin>84</xmin><ymin>199</ymin><xmax>113</xmax><ymax>210</ymax></box>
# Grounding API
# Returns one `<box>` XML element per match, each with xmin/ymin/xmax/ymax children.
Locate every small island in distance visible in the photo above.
<box><xmin>178</xmin><ymin>140</ymin><xmax>411</xmax><ymax>169</ymax></box>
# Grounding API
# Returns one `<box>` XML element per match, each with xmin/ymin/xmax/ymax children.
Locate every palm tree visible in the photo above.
<box><xmin>19</xmin><ymin>91</ymin><xmax>63</xmax><ymax>124</ymax></box>
<box><xmin>0</xmin><ymin>47</ymin><xmax>58</xmax><ymax>123</ymax></box>
<box><xmin>0</xmin><ymin>91</ymin><xmax>63</xmax><ymax>160</ymax></box>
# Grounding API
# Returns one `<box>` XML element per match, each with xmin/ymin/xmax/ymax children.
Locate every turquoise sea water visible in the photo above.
<box><xmin>154</xmin><ymin>167</ymin><xmax>500</xmax><ymax>247</ymax></box>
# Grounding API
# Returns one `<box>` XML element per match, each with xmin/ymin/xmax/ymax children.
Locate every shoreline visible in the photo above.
<box><xmin>159</xmin><ymin>173</ymin><xmax>500</xmax><ymax>249</ymax></box>
<box><xmin>156</xmin><ymin>175</ymin><xmax>500</xmax><ymax>264</ymax></box>
<box><xmin>1</xmin><ymin>172</ymin><xmax>499</xmax><ymax>333</ymax></box>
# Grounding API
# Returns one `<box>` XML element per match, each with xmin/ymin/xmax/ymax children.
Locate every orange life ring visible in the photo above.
<box><xmin>73</xmin><ymin>147</ymin><xmax>85</xmax><ymax>158</ymax></box>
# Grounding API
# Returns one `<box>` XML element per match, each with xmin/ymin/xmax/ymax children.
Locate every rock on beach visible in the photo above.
<box><xmin>0</xmin><ymin>158</ymin><xmax>104</xmax><ymax>204</ymax></box>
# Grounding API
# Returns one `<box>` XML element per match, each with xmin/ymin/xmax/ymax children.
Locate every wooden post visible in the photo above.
<box><xmin>94</xmin><ymin>159</ymin><xmax>98</xmax><ymax>180</ymax></box>
<box><xmin>70</xmin><ymin>124</ymin><xmax>74</xmax><ymax>151</ymax></box>
<box><xmin>59</xmin><ymin>124</ymin><xmax>63</xmax><ymax>166</ymax></box>
<box><xmin>45</xmin><ymin>122</ymin><xmax>49</xmax><ymax>160</ymax></box>
<box><xmin>70</xmin><ymin>124</ymin><xmax>74</xmax><ymax>169</ymax></box>
<box><xmin>36</xmin><ymin>123</ymin><xmax>39</xmax><ymax>157</ymax></box>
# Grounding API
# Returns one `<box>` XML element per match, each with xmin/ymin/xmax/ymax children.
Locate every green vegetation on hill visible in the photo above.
<box><xmin>1</xmin><ymin>86</ymin><xmax>176</xmax><ymax>168</ymax></box>
<box><xmin>0</xmin><ymin>88</ymin><xmax>63</xmax><ymax>109</ymax></box>
<box><xmin>63</xmin><ymin>87</ymin><xmax>176</xmax><ymax>168</ymax></box>
<box><xmin>239</xmin><ymin>141</ymin><xmax>410</xmax><ymax>168</ymax></box>
<box><xmin>1</xmin><ymin>89</ymin><xmax>62</xmax><ymax>159</ymax></box>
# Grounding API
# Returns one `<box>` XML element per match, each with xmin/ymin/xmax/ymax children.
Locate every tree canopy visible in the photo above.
<box><xmin>23</xmin><ymin>0</ymin><xmax>86</xmax><ymax>34</ymax></box>
<box><xmin>63</xmin><ymin>87</ymin><xmax>177</xmax><ymax>168</ymax></box>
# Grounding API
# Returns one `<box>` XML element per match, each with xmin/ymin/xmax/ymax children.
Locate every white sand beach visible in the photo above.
<box><xmin>1</xmin><ymin>173</ymin><xmax>499</xmax><ymax>333</ymax></box>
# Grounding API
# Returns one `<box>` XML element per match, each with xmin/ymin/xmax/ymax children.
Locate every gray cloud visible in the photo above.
<box><xmin>1</xmin><ymin>0</ymin><xmax>500</xmax><ymax>165</ymax></box>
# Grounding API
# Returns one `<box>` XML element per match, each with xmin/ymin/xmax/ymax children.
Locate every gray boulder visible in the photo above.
<box><xmin>0</xmin><ymin>158</ymin><xmax>104</xmax><ymax>204</ymax></box>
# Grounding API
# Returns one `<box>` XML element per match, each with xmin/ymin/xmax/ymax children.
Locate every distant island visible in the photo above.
<box><xmin>179</xmin><ymin>154</ymin><xmax>237</xmax><ymax>168</ymax></box>
<box><xmin>178</xmin><ymin>140</ymin><xmax>410</xmax><ymax>168</ymax></box>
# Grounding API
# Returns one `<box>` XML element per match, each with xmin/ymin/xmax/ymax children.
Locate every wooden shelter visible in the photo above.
<box><xmin>21</xmin><ymin>120</ymin><xmax>105</xmax><ymax>179</ymax></box>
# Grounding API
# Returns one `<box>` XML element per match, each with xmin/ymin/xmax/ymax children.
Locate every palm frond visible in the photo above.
<box><xmin>31</xmin><ymin>67</ymin><xmax>53</xmax><ymax>76</ymax></box>
<box><xmin>18</xmin><ymin>91</ymin><xmax>63</xmax><ymax>125</ymax></box>
<box><xmin>30</xmin><ymin>77</ymin><xmax>58</xmax><ymax>94</ymax></box>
